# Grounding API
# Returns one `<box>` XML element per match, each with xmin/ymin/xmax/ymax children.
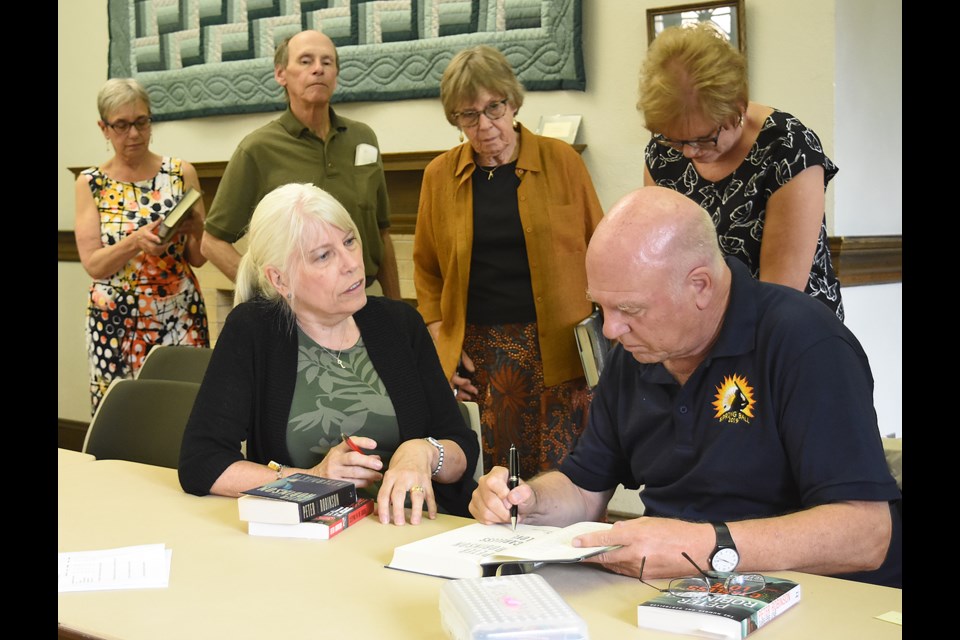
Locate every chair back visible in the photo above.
<box><xmin>137</xmin><ymin>345</ymin><xmax>213</xmax><ymax>384</ymax></box>
<box><xmin>457</xmin><ymin>400</ymin><xmax>483</xmax><ymax>483</ymax></box>
<box><xmin>83</xmin><ymin>378</ymin><xmax>200</xmax><ymax>469</ymax></box>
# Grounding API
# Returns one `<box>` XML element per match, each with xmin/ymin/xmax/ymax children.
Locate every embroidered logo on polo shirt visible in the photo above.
<box><xmin>712</xmin><ymin>374</ymin><xmax>756</xmax><ymax>424</ymax></box>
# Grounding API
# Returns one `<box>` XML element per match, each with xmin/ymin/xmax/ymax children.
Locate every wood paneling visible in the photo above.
<box><xmin>828</xmin><ymin>236</ymin><xmax>902</xmax><ymax>286</ymax></box>
<box><xmin>58</xmin><ymin>419</ymin><xmax>89</xmax><ymax>452</ymax></box>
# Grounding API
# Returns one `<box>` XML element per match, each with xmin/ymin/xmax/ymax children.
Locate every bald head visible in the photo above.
<box><xmin>586</xmin><ymin>187</ymin><xmax>730</xmax><ymax>378</ymax></box>
<box><xmin>588</xmin><ymin>186</ymin><xmax>723</xmax><ymax>281</ymax></box>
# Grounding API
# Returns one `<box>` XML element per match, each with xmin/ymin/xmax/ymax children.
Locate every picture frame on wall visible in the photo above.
<box><xmin>535</xmin><ymin>115</ymin><xmax>583</xmax><ymax>144</ymax></box>
<box><xmin>646</xmin><ymin>0</ymin><xmax>746</xmax><ymax>54</ymax></box>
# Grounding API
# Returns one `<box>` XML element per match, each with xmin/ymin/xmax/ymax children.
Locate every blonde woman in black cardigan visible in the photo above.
<box><xmin>179</xmin><ymin>184</ymin><xmax>478</xmax><ymax>524</ymax></box>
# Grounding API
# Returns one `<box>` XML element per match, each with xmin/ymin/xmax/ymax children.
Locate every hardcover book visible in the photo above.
<box><xmin>387</xmin><ymin>521</ymin><xmax>617</xmax><ymax>580</ymax></box>
<box><xmin>156</xmin><ymin>188</ymin><xmax>201</xmax><ymax>243</ymax></box>
<box><xmin>247</xmin><ymin>498</ymin><xmax>374</xmax><ymax>540</ymax></box>
<box><xmin>238</xmin><ymin>473</ymin><xmax>357</xmax><ymax>525</ymax></box>
<box><xmin>575</xmin><ymin>308</ymin><xmax>612</xmax><ymax>388</ymax></box>
<box><xmin>636</xmin><ymin>575</ymin><xmax>801</xmax><ymax>639</ymax></box>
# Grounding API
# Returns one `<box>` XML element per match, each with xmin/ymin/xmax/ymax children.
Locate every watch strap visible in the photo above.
<box><xmin>713</xmin><ymin>522</ymin><xmax>735</xmax><ymax>549</ymax></box>
<box><xmin>709</xmin><ymin>522</ymin><xmax>739</xmax><ymax>572</ymax></box>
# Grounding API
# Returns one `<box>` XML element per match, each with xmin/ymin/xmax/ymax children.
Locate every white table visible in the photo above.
<box><xmin>58</xmin><ymin>459</ymin><xmax>902</xmax><ymax>639</ymax></box>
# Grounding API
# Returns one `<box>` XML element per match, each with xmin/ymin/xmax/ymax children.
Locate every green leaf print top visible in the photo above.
<box><xmin>286</xmin><ymin>327</ymin><xmax>400</xmax><ymax>497</ymax></box>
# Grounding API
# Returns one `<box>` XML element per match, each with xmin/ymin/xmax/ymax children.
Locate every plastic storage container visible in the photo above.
<box><xmin>439</xmin><ymin>573</ymin><xmax>589</xmax><ymax>640</ymax></box>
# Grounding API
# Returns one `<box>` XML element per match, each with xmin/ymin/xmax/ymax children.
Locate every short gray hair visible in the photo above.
<box><xmin>97</xmin><ymin>78</ymin><xmax>151</xmax><ymax>121</ymax></box>
<box><xmin>440</xmin><ymin>45</ymin><xmax>524</xmax><ymax>127</ymax></box>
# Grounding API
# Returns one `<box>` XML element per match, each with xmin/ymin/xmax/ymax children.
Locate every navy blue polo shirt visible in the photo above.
<box><xmin>560</xmin><ymin>258</ymin><xmax>901</xmax><ymax>586</ymax></box>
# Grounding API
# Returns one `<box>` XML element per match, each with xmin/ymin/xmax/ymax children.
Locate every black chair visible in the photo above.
<box><xmin>83</xmin><ymin>378</ymin><xmax>200</xmax><ymax>469</ymax></box>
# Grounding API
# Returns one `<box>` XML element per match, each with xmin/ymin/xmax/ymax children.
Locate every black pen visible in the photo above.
<box><xmin>508</xmin><ymin>444</ymin><xmax>520</xmax><ymax>530</ymax></box>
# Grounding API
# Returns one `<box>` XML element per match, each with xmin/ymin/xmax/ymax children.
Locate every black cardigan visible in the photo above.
<box><xmin>178</xmin><ymin>296</ymin><xmax>479</xmax><ymax>515</ymax></box>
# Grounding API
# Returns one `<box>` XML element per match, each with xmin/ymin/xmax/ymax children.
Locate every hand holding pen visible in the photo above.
<box><xmin>342</xmin><ymin>433</ymin><xmax>368</xmax><ymax>455</ymax></box>
<box><xmin>508</xmin><ymin>444</ymin><xmax>520</xmax><ymax>530</ymax></box>
<box><xmin>305</xmin><ymin>434</ymin><xmax>383</xmax><ymax>489</ymax></box>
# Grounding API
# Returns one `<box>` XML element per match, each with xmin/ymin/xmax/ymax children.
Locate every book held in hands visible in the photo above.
<box><xmin>238</xmin><ymin>473</ymin><xmax>357</xmax><ymax>525</ymax></box>
<box><xmin>636</xmin><ymin>574</ymin><xmax>801</xmax><ymax>639</ymax></box>
<box><xmin>387</xmin><ymin>521</ymin><xmax>618</xmax><ymax>580</ymax></box>
<box><xmin>156</xmin><ymin>188</ymin><xmax>202</xmax><ymax>243</ymax></box>
<box><xmin>247</xmin><ymin>498</ymin><xmax>374</xmax><ymax>540</ymax></box>
<box><xmin>575</xmin><ymin>308</ymin><xmax>612</xmax><ymax>388</ymax></box>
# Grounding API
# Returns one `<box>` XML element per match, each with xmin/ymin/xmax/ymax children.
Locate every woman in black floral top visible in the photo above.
<box><xmin>639</xmin><ymin>24</ymin><xmax>843</xmax><ymax>320</ymax></box>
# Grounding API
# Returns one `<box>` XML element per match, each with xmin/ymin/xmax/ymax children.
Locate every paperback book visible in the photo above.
<box><xmin>636</xmin><ymin>575</ymin><xmax>801</xmax><ymax>639</ymax></box>
<box><xmin>247</xmin><ymin>498</ymin><xmax>374</xmax><ymax>540</ymax></box>
<box><xmin>387</xmin><ymin>521</ymin><xmax>617</xmax><ymax>579</ymax></box>
<box><xmin>238</xmin><ymin>473</ymin><xmax>357</xmax><ymax>525</ymax></box>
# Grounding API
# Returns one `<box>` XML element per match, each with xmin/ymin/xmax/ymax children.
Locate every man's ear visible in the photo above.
<box><xmin>274</xmin><ymin>65</ymin><xmax>286</xmax><ymax>87</ymax></box>
<box><xmin>688</xmin><ymin>266</ymin><xmax>713</xmax><ymax>310</ymax></box>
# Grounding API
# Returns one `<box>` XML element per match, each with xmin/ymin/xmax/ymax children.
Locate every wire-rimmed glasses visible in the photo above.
<box><xmin>453</xmin><ymin>99</ymin><xmax>509</xmax><ymax>128</ymax></box>
<box><xmin>103</xmin><ymin>116</ymin><xmax>152</xmax><ymax>135</ymax></box>
<box><xmin>639</xmin><ymin>552</ymin><xmax>765</xmax><ymax>599</ymax></box>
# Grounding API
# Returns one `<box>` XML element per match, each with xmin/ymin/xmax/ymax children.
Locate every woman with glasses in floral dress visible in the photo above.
<box><xmin>414</xmin><ymin>45</ymin><xmax>604</xmax><ymax>475</ymax></box>
<box><xmin>75</xmin><ymin>78</ymin><xmax>209</xmax><ymax>412</ymax></box>
<box><xmin>640</xmin><ymin>24</ymin><xmax>843</xmax><ymax>320</ymax></box>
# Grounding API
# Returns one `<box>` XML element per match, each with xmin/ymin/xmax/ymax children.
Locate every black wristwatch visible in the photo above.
<box><xmin>708</xmin><ymin>522</ymin><xmax>740</xmax><ymax>573</ymax></box>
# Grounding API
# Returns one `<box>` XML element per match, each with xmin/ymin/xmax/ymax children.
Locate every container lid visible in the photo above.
<box><xmin>439</xmin><ymin>573</ymin><xmax>589</xmax><ymax>640</ymax></box>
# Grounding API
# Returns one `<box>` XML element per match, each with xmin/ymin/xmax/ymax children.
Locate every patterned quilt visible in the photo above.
<box><xmin>108</xmin><ymin>0</ymin><xmax>585</xmax><ymax>121</ymax></box>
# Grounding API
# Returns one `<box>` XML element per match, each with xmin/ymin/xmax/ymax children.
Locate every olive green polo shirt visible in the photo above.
<box><xmin>205</xmin><ymin>108</ymin><xmax>391</xmax><ymax>277</ymax></box>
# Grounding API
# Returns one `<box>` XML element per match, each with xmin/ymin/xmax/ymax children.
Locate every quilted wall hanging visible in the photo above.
<box><xmin>108</xmin><ymin>0</ymin><xmax>585</xmax><ymax>122</ymax></box>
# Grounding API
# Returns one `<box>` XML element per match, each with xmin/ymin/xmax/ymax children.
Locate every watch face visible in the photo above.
<box><xmin>711</xmin><ymin>548</ymin><xmax>739</xmax><ymax>572</ymax></box>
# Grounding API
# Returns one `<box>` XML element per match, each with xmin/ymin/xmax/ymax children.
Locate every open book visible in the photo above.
<box><xmin>157</xmin><ymin>188</ymin><xmax>201</xmax><ymax>242</ymax></box>
<box><xmin>386</xmin><ymin>521</ymin><xmax>617</xmax><ymax>579</ymax></box>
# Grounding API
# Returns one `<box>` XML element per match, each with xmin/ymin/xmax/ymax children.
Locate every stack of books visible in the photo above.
<box><xmin>238</xmin><ymin>473</ymin><xmax>373</xmax><ymax>540</ymax></box>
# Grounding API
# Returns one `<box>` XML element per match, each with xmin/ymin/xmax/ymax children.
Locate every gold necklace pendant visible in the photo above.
<box><xmin>319</xmin><ymin>344</ymin><xmax>346</xmax><ymax>369</ymax></box>
<box><xmin>319</xmin><ymin>323</ymin><xmax>348</xmax><ymax>369</ymax></box>
<box><xmin>480</xmin><ymin>165</ymin><xmax>497</xmax><ymax>181</ymax></box>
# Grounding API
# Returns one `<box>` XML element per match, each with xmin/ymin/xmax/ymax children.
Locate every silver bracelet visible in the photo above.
<box><xmin>424</xmin><ymin>437</ymin><xmax>444</xmax><ymax>477</ymax></box>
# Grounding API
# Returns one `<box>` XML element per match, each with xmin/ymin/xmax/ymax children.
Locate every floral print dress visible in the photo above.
<box><xmin>83</xmin><ymin>157</ymin><xmax>209</xmax><ymax>412</ymax></box>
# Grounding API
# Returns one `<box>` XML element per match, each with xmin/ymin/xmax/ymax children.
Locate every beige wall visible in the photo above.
<box><xmin>59</xmin><ymin>1</ymin><xmax>902</xmax><ymax>441</ymax></box>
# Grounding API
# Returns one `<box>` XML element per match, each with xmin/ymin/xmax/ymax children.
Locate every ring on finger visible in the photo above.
<box><xmin>410</xmin><ymin>485</ymin><xmax>425</xmax><ymax>494</ymax></box>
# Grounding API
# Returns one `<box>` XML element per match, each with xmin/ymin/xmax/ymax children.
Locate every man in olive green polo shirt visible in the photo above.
<box><xmin>201</xmin><ymin>30</ymin><xmax>400</xmax><ymax>298</ymax></box>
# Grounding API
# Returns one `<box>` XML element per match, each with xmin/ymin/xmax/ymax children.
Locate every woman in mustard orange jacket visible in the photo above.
<box><xmin>414</xmin><ymin>45</ymin><xmax>603</xmax><ymax>474</ymax></box>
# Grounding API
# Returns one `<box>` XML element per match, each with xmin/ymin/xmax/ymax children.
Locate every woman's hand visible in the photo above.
<box><xmin>132</xmin><ymin>218</ymin><xmax>171</xmax><ymax>256</ymax></box>
<box><xmin>452</xmin><ymin>351</ymin><xmax>478</xmax><ymax>401</ymax></box>
<box><xmin>75</xmin><ymin>175</ymin><xmax>169</xmax><ymax>278</ymax></box>
<box><xmin>175</xmin><ymin>212</ymin><xmax>202</xmax><ymax>237</ymax></box>
<box><xmin>307</xmin><ymin>436</ymin><xmax>384</xmax><ymax>488</ymax></box>
<box><xmin>377</xmin><ymin>439</ymin><xmax>437</xmax><ymax>526</ymax></box>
